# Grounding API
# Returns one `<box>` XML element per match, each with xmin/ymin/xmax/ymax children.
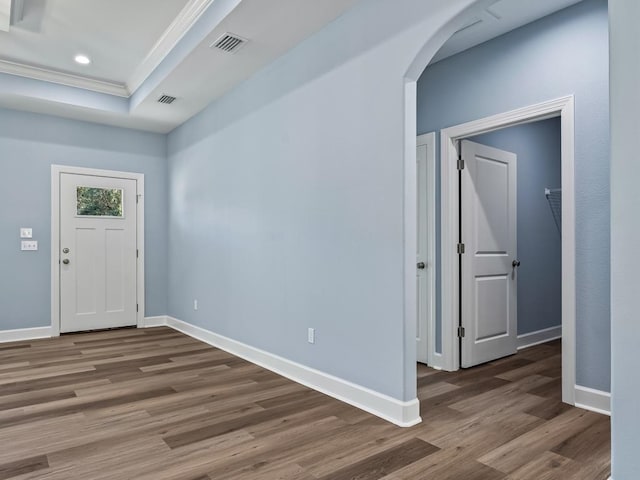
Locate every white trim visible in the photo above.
<box><xmin>141</xmin><ymin>316</ymin><xmax>170</xmax><ymax>328</ymax></box>
<box><xmin>50</xmin><ymin>165</ymin><xmax>145</xmax><ymax>336</ymax></box>
<box><xmin>152</xmin><ymin>316</ymin><xmax>421</xmax><ymax>428</ymax></box>
<box><xmin>517</xmin><ymin>326</ymin><xmax>562</xmax><ymax>350</ymax></box>
<box><xmin>403</xmin><ymin>80</ymin><xmax>419</xmax><ymax>400</ymax></box>
<box><xmin>574</xmin><ymin>385</ymin><xmax>611</xmax><ymax>416</ymax></box>
<box><xmin>0</xmin><ymin>326</ymin><xmax>52</xmax><ymax>343</ymax></box>
<box><xmin>416</xmin><ymin>132</ymin><xmax>438</xmax><ymax>369</ymax></box>
<box><xmin>126</xmin><ymin>0</ymin><xmax>215</xmax><ymax>94</ymax></box>
<box><xmin>430</xmin><ymin>352</ymin><xmax>444</xmax><ymax>370</ymax></box>
<box><xmin>136</xmin><ymin>175</ymin><xmax>146</xmax><ymax>329</ymax></box>
<box><xmin>0</xmin><ymin>59</ymin><xmax>129</xmax><ymax>97</ymax></box>
<box><xmin>439</xmin><ymin>96</ymin><xmax>577</xmax><ymax>405</ymax></box>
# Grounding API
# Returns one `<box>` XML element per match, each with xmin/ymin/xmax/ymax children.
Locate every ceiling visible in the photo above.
<box><xmin>0</xmin><ymin>0</ymin><xmax>586</xmax><ymax>133</ymax></box>
<box><xmin>0</xmin><ymin>0</ymin><xmax>188</xmax><ymax>88</ymax></box>
<box><xmin>432</xmin><ymin>0</ymin><xmax>585</xmax><ymax>63</ymax></box>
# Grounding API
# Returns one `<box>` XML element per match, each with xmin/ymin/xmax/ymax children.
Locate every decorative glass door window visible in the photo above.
<box><xmin>76</xmin><ymin>186</ymin><xmax>124</xmax><ymax>217</ymax></box>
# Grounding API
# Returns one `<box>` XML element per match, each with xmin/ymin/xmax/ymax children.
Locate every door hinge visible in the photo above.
<box><xmin>136</xmin><ymin>249</ymin><xmax>139</xmax><ymax>258</ymax></box>
<box><xmin>457</xmin><ymin>243</ymin><xmax>465</xmax><ymax>255</ymax></box>
<box><xmin>458</xmin><ymin>326</ymin><xmax>466</xmax><ymax>338</ymax></box>
<box><xmin>136</xmin><ymin>304</ymin><xmax>139</xmax><ymax>312</ymax></box>
<box><xmin>457</xmin><ymin>158</ymin><xmax>465</xmax><ymax>170</ymax></box>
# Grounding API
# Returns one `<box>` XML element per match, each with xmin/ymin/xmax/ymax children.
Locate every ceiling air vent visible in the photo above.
<box><xmin>157</xmin><ymin>94</ymin><xmax>177</xmax><ymax>105</ymax></box>
<box><xmin>211</xmin><ymin>33</ymin><xmax>248</xmax><ymax>54</ymax></box>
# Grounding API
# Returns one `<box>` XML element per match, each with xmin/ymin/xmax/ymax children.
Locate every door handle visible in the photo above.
<box><xmin>512</xmin><ymin>260</ymin><xmax>521</xmax><ymax>268</ymax></box>
<box><xmin>62</xmin><ymin>259</ymin><xmax>70</xmax><ymax>265</ymax></box>
<box><xmin>417</xmin><ymin>262</ymin><xmax>426</xmax><ymax>269</ymax></box>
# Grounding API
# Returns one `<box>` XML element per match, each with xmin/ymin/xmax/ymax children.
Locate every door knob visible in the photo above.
<box><xmin>417</xmin><ymin>262</ymin><xmax>426</xmax><ymax>269</ymax></box>
<box><xmin>62</xmin><ymin>259</ymin><xmax>70</xmax><ymax>265</ymax></box>
<box><xmin>512</xmin><ymin>260</ymin><xmax>521</xmax><ymax>268</ymax></box>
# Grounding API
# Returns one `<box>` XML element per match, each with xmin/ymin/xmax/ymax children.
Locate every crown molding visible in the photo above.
<box><xmin>0</xmin><ymin>0</ymin><xmax>215</xmax><ymax>99</ymax></box>
<box><xmin>126</xmin><ymin>0</ymin><xmax>215</xmax><ymax>94</ymax></box>
<box><xmin>0</xmin><ymin>58</ymin><xmax>129</xmax><ymax>97</ymax></box>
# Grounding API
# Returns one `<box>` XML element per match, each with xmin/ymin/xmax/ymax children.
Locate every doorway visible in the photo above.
<box><xmin>51</xmin><ymin>165</ymin><xmax>145</xmax><ymax>335</ymax></box>
<box><xmin>439</xmin><ymin>97</ymin><xmax>576</xmax><ymax>404</ymax></box>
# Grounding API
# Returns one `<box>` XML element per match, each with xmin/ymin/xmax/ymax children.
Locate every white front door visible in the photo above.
<box><xmin>460</xmin><ymin>140</ymin><xmax>518</xmax><ymax>368</ymax></box>
<box><xmin>59</xmin><ymin>173</ymin><xmax>138</xmax><ymax>333</ymax></box>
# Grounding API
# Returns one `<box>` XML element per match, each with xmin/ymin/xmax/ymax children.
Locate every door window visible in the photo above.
<box><xmin>76</xmin><ymin>186</ymin><xmax>123</xmax><ymax>217</ymax></box>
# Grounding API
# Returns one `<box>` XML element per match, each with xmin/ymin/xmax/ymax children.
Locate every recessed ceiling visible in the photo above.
<box><xmin>0</xmin><ymin>0</ymin><xmax>588</xmax><ymax>133</ymax></box>
<box><xmin>0</xmin><ymin>0</ymin><xmax>189</xmax><ymax>87</ymax></box>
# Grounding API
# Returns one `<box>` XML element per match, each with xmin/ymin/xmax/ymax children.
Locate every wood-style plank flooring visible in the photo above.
<box><xmin>0</xmin><ymin>328</ymin><xmax>610</xmax><ymax>479</ymax></box>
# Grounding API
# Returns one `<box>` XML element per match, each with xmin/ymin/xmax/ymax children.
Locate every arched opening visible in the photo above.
<box><xmin>402</xmin><ymin>1</ymin><xmax>610</xmax><ymax>476</ymax></box>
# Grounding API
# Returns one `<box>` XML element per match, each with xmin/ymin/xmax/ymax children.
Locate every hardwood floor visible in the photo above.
<box><xmin>0</xmin><ymin>328</ymin><xmax>610</xmax><ymax>479</ymax></box>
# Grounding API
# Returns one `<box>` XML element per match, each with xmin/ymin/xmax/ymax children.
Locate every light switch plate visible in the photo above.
<box><xmin>20</xmin><ymin>228</ymin><xmax>33</xmax><ymax>238</ymax></box>
<box><xmin>21</xmin><ymin>240</ymin><xmax>38</xmax><ymax>251</ymax></box>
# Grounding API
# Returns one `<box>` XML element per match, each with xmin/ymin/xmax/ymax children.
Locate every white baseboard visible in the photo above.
<box><xmin>0</xmin><ymin>326</ymin><xmax>53</xmax><ymax>343</ymax></box>
<box><xmin>140</xmin><ymin>316</ymin><xmax>170</xmax><ymax>328</ymax></box>
<box><xmin>147</xmin><ymin>316</ymin><xmax>421</xmax><ymax>427</ymax></box>
<box><xmin>517</xmin><ymin>325</ymin><xmax>562</xmax><ymax>350</ymax></box>
<box><xmin>428</xmin><ymin>352</ymin><xmax>444</xmax><ymax>370</ymax></box>
<box><xmin>574</xmin><ymin>385</ymin><xmax>611</xmax><ymax>416</ymax></box>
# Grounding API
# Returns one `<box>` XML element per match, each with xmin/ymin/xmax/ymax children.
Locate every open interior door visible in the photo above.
<box><xmin>460</xmin><ymin>140</ymin><xmax>518</xmax><ymax>368</ymax></box>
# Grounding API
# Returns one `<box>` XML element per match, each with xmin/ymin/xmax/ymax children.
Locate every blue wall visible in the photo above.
<box><xmin>417</xmin><ymin>0</ymin><xmax>610</xmax><ymax>392</ymax></box>
<box><xmin>470</xmin><ymin>119</ymin><xmax>562</xmax><ymax>336</ymax></box>
<box><xmin>610</xmin><ymin>0</ymin><xmax>640</xmax><ymax>477</ymax></box>
<box><xmin>166</xmin><ymin>0</ymin><xmax>489</xmax><ymax>402</ymax></box>
<box><xmin>0</xmin><ymin>108</ymin><xmax>168</xmax><ymax>329</ymax></box>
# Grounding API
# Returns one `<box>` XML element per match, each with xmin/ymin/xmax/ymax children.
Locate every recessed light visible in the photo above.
<box><xmin>74</xmin><ymin>54</ymin><xmax>91</xmax><ymax>65</ymax></box>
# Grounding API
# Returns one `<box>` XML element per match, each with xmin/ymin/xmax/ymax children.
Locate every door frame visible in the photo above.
<box><xmin>439</xmin><ymin>96</ymin><xmax>576</xmax><ymax>405</ymax></box>
<box><xmin>416</xmin><ymin>132</ymin><xmax>438</xmax><ymax>367</ymax></box>
<box><xmin>51</xmin><ymin>165</ymin><xmax>145</xmax><ymax>336</ymax></box>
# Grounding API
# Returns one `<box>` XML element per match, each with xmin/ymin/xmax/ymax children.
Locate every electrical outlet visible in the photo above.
<box><xmin>193</xmin><ymin>299</ymin><xmax>198</xmax><ymax>311</ymax></box>
<box><xmin>21</xmin><ymin>240</ymin><xmax>38</xmax><ymax>251</ymax></box>
<box><xmin>20</xmin><ymin>228</ymin><xmax>33</xmax><ymax>239</ymax></box>
<box><xmin>307</xmin><ymin>328</ymin><xmax>315</xmax><ymax>344</ymax></box>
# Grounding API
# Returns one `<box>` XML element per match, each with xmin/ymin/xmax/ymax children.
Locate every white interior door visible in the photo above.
<box><xmin>60</xmin><ymin>173</ymin><xmax>138</xmax><ymax>333</ymax></box>
<box><xmin>460</xmin><ymin>140</ymin><xmax>518</xmax><ymax>368</ymax></box>
<box><xmin>416</xmin><ymin>134</ymin><xmax>435</xmax><ymax>365</ymax></box>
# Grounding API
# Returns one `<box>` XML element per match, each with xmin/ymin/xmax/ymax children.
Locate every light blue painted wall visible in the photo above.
<box><xmin>167</xmin><ymin>0</ymin><xmax>491</xmax><ymax>401</ymax></box>
<box><xmin>470</xmin><ymin>119</ymin><xmax>562</xmax><ymax>336</ymax></box>
<box><xmin>417</xmin><ymin>0</ymin><xmax>610</xmax><ymax>392</ymax></box>
<box><xmin>0</xmin><ymin>108</ymin><xmax>168</xmax><ymax>330</ymax></box>
<box><xmin>610</xmin><ymin>1</ymin><xmax>640</xmax><ymax>478</ymax></box>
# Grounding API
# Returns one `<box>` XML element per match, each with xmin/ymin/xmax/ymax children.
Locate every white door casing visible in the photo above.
<box><xmin>460</xmin><ymin>140</ymin><xmax>518</xmax><ymax>368</ymax></box>
<box><xmin>438</xmin><ymin>97</ymin><xmax>575</xmax><ymax>404</ymax></box>
<box><xmin>52</xmin><ymin>165</ymin><xmax>145</xmax><ymax>336</ymax></box>
<box><xmin>416</xmin><ymin>133</ymin><xmax>436</xmax><ymax>365</ymax></box>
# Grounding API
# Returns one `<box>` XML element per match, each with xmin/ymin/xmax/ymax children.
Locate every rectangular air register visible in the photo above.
<box><xmin>157</xmin><ymin>95</ymin><xmax>177</xmax><ymax>104</ymax></box>
<box><xmin>211</xmin><ymin>33</ymin><xmax>248</xmax><ymax>54</ymax></box>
